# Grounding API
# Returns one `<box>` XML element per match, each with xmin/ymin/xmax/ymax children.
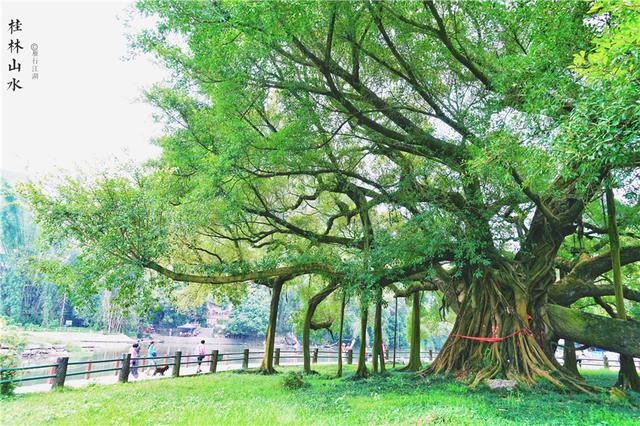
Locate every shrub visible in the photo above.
<box><xmin>0</xmin><ymin>317</ymin><xmax>24</xmax><ymax>396</ymax></box>
<box><xmin>281</xmin><ymin>372</ymin><xmax>308</xmax><ymax>390</ymax></box>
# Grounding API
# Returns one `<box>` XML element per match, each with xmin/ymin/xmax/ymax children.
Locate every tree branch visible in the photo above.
<box><xmin>548</xmin><ymin>304</ymin><xmax>640</xmax><ymax>357</ymax></box>
<box><xmin>143</xmin><ymin>260</ymin><xmax>335</xmax><ymax>284</ymax></box>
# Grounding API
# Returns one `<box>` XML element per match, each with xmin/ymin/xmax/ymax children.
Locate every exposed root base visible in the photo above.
<box><xmin>349</xmin><ymin>371</ymin><xmax>369</xmax><ymax>380</ymax></box>
<box><xmin>422</xmin><ymin>265</ymin><xmax>597</xmax><ymax>394</ymax></box>
<box><xmin>256</xmin><ymin>368</ymin><xmax>278</xmax><ymax>375</ymax></box>
<box><xmin>615</xmin><ymin>354</ymin><xmax>640</xmax><ymax>392</ymax></box>
<box><xmin>398</xmin><ymin>362</ymin><xmax>422</xmax><ymax>372</ymax></box>
<box><xmin>418</xmin><ymin>366</ymin><xmax>596</xmax><ymax>393</ymax></box>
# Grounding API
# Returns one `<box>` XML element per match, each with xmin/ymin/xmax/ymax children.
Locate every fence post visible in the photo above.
<box><xmin>173</xmin><ymin>351</ymin><xmax>182</xmax><ymax>377</ymax></box>
<box><xmin>429</xmin><ymin>349</ymin><xmax>433</xmax><ymax>361</ymax></box>
<box><xmin>275</xmin><ymin>348</ymin><xmax>280</xmax><ymax>366</ymax></box>
<box><xmin>52</xmin><ymin>357</ymin><xmax>69</xmax><ymax>389</ymax></box>
<box><xmin>313</xmin><ymin>348</ymin><xmax>319</xmax><ymax>364</ymax></box>
<box><xmin>603</xmin><ymin>355</ymin><xmax>609</xmax><ymax>369</ymax></box>
<box><xmin>84</xmin><ymin>362</ymin><xmax>92</xmax><ymax>380</ymax></box>
<box><xmin>242</xmin><ymin>349</ymin><xmax>249</xmax><ymax>369</ymax></box>
<box><xmin>118</xmin><ymin>353</ymin><xmax>130</xmax><ymax>383</ymax></box>
<box><xmin>210</xmin><ymin>350</ymin><xmax>219</xmax><ymax>373</ymax></box>
<box><xmin>48</xmin><ymin>366</ymin><xmax>56</xmax><ymax>384</ymax></box>
<box><xmin>347</xmin><ymin>349</ymin><xmax>353</xmax><ymax>365</ymax></box>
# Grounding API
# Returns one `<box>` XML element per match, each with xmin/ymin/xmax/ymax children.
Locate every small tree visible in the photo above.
<box><xmin>0</xmin><ymin>318</ymin><xmax>24</xmax><ymax>396</ymax></box>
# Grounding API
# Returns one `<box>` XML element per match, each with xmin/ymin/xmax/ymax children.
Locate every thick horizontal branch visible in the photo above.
<box><xmin>389</xmin><ymin>281</ymin><xmax>437</xmax><ymax>297</ymax></box>
<box><xmin>548</xmin><ymin>304</ymin><xmax>640</xmax><ymax>357</ymax></box>
<box><xmin>567</xmin><ymin>246</ymin><xmax>640</xmax><ymax>282</ymax></box>
<box><xmin>144</xmin><ymin>260</ymin><xmax>336</xmax><ymax>285</ymax></box>
<box><xmin>550</xmin><ymin>280</ymin><xmax>640</xmax><ymax>306</ymax></box>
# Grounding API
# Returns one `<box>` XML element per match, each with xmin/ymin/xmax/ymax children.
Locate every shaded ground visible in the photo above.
<box><xmin>1</xmin><ymin>366</ymin><xmax>638</xmax><ymax>425</ymax></box>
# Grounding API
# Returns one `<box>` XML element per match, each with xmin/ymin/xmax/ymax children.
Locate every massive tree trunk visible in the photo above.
<box><xmin>606</xmin><ymin>187</ymin><xmax>640</xmax><ymax>391</ymax></box>
<box><xmin>258</xmin><ymin>278</ymin><xmax>284</xmax><ymax>374</ymax></box>
<box><xmin>336</xmin><ymin>291</ymin><xmax>346</xmax><ymax>378</ymax></box>
<box><xmin>424</xmin><ymin>253</ymin><xmax>592</xmax><ymax>391</ymax></box>
<box><xmin>302</xmin><ymin>281</ymin><xmax>339</xmax><ymax>374</ymax></box>
<box><xmin>354</xmin><ymin>300</ymin><xmax>369</xmax><ymax>379</ymax></box>
<box><xmin>422</xmin><ymin>183</ymin><xmax>622</xmax><ymax>392</ymax></box>
<box><xmin>421</xmin><ymin>246</ymin><xmax>640</xmax><ymax>392</ymax></box>
<box><xmin>400</xmin><ymin>291</ymin><xmax>422</xmax><ymax>372</ymax></box>
<box><xmin>371</xmin><ymin>293</ymin><xmax>386</xmax><ymax>374</ymax></box>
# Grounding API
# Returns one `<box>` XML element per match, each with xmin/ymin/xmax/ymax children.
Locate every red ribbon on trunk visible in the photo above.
<box><xmin>450</xmin><ymin>328</ymin><xmax>532</xmax><ymax>342</ymax></box>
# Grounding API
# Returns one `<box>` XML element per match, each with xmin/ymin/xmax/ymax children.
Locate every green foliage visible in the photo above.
<box><xmin>420</xmin><ymin>293</ymin><xmax>455</xmax><ymax>351</ymax></box>
<box><xmin>224</xmin><ymin>286</ymin><xmax>270</xmax><ymax>337</ymax></box>
<box><xmin>0</xmin><ymin>181</ymin><xmax>68</xmax><ymax>327</ymax></box>
<box><xmin>562</xmin><ymin>0</ymin><xmax>640</xmax><ymax>185</ymax></box>
<box><xmin>281</xmin><ymin>371</ymin><xmax>308</xmax><ymax>390</ymax></box>
<box><xmin>572</xmin><ymin>1</ymin><xmax>640</xmax><ymax>82</ymax></box>
<box><xmin>0</xmin><ymin>317</ymin><xmax>24</xmax><ymax>396</ymax></box>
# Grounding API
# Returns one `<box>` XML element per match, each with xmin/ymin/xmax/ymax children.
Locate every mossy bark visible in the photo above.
<box><xmin>548</xmin><ymin>304</ymin><xmax>640</xmax><ymax>356</ymax></box>
<box><xmin>606</xmin><ymin>186</ymin><xmax>640</xmax><ymax>391</ymax></box>
<box><xmin>354</xmin><ymin>300</ymin><xmax>369</xmax><ymax>378</ymax></box>
<box><xmin>617</xmin><ymin>355</ymin><xmax>640</xmax><ymax>391</ymax></box>
<box><xmin>562</xmin><ymin>339</ymin><xmax>580</xmax><ymax>377</ymax></box>
<box><xmin>303</xmin><ymin>282</ymin><xmax>339</xmax><ymax>374</ymax></box>
<box><xmin>372</xmin><ymin>294</ymin><xmax>386</xmax><ymax>374</ymax></box>
<box><xmin>258</xmin><ymin>279</ymin><xmax>283</xmax><ymax>374</ymax></box>
<box><xmin>400</xmin><ymin>291</ymin><xmax>422</xmax><ymax>372</ymax></box>
<box><xmin>336</xmin><ymin>291</ymin><xmax>346</xmax><ymax>378</ymax></box>
<box><xmin>302</xmin><ymin>309</ymin><xmax>312</xmax><ymax>374</ymax></box>
<box><xmin>423</xmin><ymin>262</ymin><xmax>592</xmax><ymax>392</ymax></box>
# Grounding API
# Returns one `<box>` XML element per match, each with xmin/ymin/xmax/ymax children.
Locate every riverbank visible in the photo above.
<box><xmin>1</xmin><ymin>366</ymin><xmax>637</xmax><ymax>425</ymax></box>
<box><xmin>19</xmin><ymin>329</ymin><xmax>271</xmax><ymax>363</ymax></box>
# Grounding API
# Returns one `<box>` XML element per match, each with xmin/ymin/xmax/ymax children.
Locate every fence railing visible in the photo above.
<box><xmin>0</xmin><ymin>348</ymin><xmax>444</xmax><ymax>392</ymax></box>
<box><xmin>2</xmin><ymin>348</ymin><xmax>624</xmax><ymax>393</ymax></box>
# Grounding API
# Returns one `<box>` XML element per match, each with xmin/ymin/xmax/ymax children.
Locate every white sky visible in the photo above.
<box><xmin>1</xmin><ymin>0</ymin><xmax>167</xmax><ymax>182</ymax></box>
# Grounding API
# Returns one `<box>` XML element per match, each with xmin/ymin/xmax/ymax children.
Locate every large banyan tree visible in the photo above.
<box><xmin>24</xmin><ymin>0</ymin><xmax>640</xmax><ymax>390</ymax></box>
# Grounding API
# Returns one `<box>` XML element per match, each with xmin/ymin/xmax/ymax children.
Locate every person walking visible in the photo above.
<box><xmin>195</xmin><ymin>340</ymin><xmax>207</xmax><ymax>373</ymax></box>
<box><xmin>129</xmin><ymin>343</ymin><xmax>141</xmax><ymax>379</ymax></box>
<box><xmin>148</xmin><ymin>340</ymin><xmax>157</xmax><ymax>367</ymax></box>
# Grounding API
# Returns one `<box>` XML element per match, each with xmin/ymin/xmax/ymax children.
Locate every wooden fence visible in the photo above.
<box><xmin>0</xmin><ymin>348</ymin><xmax>442</xmax><ymax>392</ymax></box>
<box><xmin>0</xmin><ymin>349</ymin><xmax>624</xmax><ymax>393</ymax></box>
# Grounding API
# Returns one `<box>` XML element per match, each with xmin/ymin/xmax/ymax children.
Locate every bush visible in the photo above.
<box><xmin>0</xmin><ymin>317</ymin><xmax>24</xmax><ymax>396</ymax></box>
<box><xmin>281</xmin><ymin>372</ymin><xmax>308</xmax><ymax>390</ymax></box>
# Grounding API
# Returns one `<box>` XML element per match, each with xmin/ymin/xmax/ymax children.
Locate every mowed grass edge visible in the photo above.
<box><xmin>0</xmin><ymin>366</ymin><xmax>638</xmax><ymax>425</ymax></box>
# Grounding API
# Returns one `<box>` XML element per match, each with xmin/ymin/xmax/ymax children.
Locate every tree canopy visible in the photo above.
<box><xmin>21</xmin><ymin>0</ymin><xmax>640</xmax><ymax>390</ymax></box>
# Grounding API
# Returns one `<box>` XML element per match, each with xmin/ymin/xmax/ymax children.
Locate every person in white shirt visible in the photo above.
<box><xmin>195</xmin><ymin>340</ymin><xmax>207</xmax><ymax>373</ymax></box>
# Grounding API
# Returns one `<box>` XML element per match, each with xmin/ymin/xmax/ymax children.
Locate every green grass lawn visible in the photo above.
<box><xmin>1</xmin><ymin>366</ymin><xmax>638</xmax><ymax>425</ymax></box>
